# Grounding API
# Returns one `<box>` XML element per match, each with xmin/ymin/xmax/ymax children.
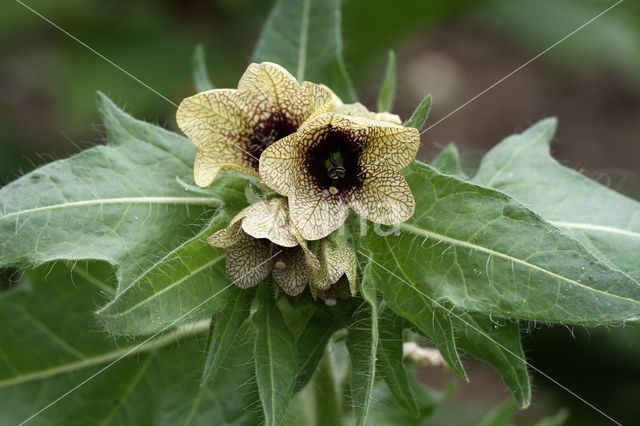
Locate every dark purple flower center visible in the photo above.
<box><xmin>306</xmin><ymin>128</ymin><xmax>363</xmax><ymax>195</ymax></box>
<box><xmin>248</xmin><ymin>112</ymin><xmax>297</xmax><ymax>168</ymax></box>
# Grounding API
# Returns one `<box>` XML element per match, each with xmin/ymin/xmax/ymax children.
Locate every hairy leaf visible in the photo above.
<box><xmin>366</xmin><ymin>378</ymin><xmax>446</xmax><ymax>426</ymax></box>
<box><xmin>475</xmin><ymin>119</ymin><xmax>640</xmax><ymax>281</ymax></box>
<box><xmin>253</xmin><ymin>0</ymin><xmax>357</xmax><ymax>101</ymax></box>
<box><xmin>293</xmin><ymin>304</ymin><xmax>349</xmax><ymax>393</ymax></box>
<box><xmin>455</xmin><ymin>313</ymin><xmax>530</xmax><ymax>408</ymax></box>
<box><xmin>0</xmin><ymin>262</ymin><xmax>260</xmax><ymax>425</ymax></box>
<box><xmin>404</xmin><ymin>95</ymin><xmax>432</xmax><ymax>130</ymax></box>
<box><xmin>432</xmin><ymin>143</ymin><xmax>467</xmax><ymax>179</ymax></box>
<box><xmin>366</xmin><ymin>161</ymin><xmax>640</xmax><ymax>324</ymax></box>
<box><xmin>192</xmin><ymin>44</ymin><xmax>215</xmax><ymax>92</ymax></box>
<box><xmin>377</xmin><ymin>307</ymin><xmax>419</xmax><ymax>417</ymax></box>
<box><xmin>367</xmin><ymin>258</ymin><xmax>467</xmax><ymax>378</ymax></box>
<box><xmin>346</xmin><ymin>263</ymin><xmax>379</xmax><ymax>426</ymax></box>
<box><xmin>201</xmin><ymin>285</ymin><xmax>255</xmax><ymax>386</ymax></box>
<box><xmin>254</xmin><ymin>286</ymin><xmax>298</xmax><ymax>426</ymax></box>
<box><xmin>95</xmin><ymin>201</ymin><xmax>240</xmax><ymax>336</ymax></box>
<box><xmin>0</xmin><ymin>93</ymin><xmax>246</xmax><ymax>296</ymax></box>
<box><xmin>376</xmin><ymin>50</ymin><xmax>396</xmax><ymax>113</ymax></box>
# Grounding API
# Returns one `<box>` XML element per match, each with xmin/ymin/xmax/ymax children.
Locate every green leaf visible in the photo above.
<box><xmin>376</xmin><ymin>50</ymin><xmax>396</xmax><ymax>113</ymax></box>
<box><xmin>0</xmin><ymin>93</ymin><xmax>250</xmax><ymax>336</ymax></box>
<box><xmin>253</xmin><ymin>0</ymin><xmax>357</xmax><ymax>102</ymax></box>
<box><xmin>368</xmin><ymin>256</ymin><xmax>467</xmax><ymax>379</ymax></box>
<box><xmin>192</xmin><ymin>44</ymin><xmax>215</xmax><ymax>92</ymax></box>
<box><xmin>346</xmin><ymin>263</ymin><xmax>379</xmax><ymax>426</ymax></box>
<box><xmin>432</xmin><ymin>143</ymin><xmax>467</xmax><ymax>178</ymax></box>
<box><xmin>95</xmin><ymin>209</ymin><xmax>235</xmax><ymax>336</ymax></box>
<box><xmin>475</xmin><ymin>118</ymin><xmax>640</xmax><ymax>282</ymax></box>
<box><xmin>0</xmin><ymin>262</ymin><xmax>261</xmax><ymax>425</ymax></box>
<box><xmin>0</xmin><ymin>93</ymin><xmax>215</xmax><ymax>289</ymax></box>
<box><xmin>253</xmin><ymin>286</ymin><xmax>298</xmax><ymax>426</ymax></box>
<box><xmin>366</xmin><ymin>377</ymin><xmax>447</xmax><ymax>426</ymax></box>
<box><xmin>478</xmin><ymin>399</ymin><xmax>517</xmax><ymax>426</ymax></box>
<box><xmin>293</xmin><ymin>304</ymin><xmax>349</xmax><ymax>393</ymax></box>
<box><xmin>377</xmin><ymin>307</ymin><xmax>420</xmax><ymax>417</ymax></box>
<box><xmin>454</xmin><ymin>313</ymin><xmax>530</xmax><ymax>408</ymax></box>
<box><xmin>201</xmin><ymin>285</ymin><xmax>255</xmax><ymax>386</ymax></box>
<box><xmin>403</xmin><ymin>95</ymin><xmax>432</xmax><ymax>130</ymax></box>
<box><xmin>366</xmin><ymin>161</ymin><xmax>640</xmax><ymax>324</ymax></box>
<box><xmin>534</xmin><ymin>409</ymin><xmax>569</xmax><ymax>426</ymax></box>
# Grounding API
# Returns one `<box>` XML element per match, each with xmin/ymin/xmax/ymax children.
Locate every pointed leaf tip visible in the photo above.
<box><xmin>192</xmin><ymin>44</ymin><xmax>215</xmax><ymax>92</ymax></box>
<box><xmin>404</xmin><ymin>95</ymin><xmax>432</xmax><ymax>130</ymax></box>
<box><xmin>377</xmin><ymin>50</ymin><xmax>396</xmax><ymax>113</ymax></box>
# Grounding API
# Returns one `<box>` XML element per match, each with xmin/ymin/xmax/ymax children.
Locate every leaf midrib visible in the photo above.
<box><xmin>0</xmin><ymin>197</ymin><xmax>220</xmax><ymax>221</ymax></box>
<box><xmin>376</xmin><ymin>242</ymin><xmax>466</xmax><ymax>378</ymax></box>
<box><xmin>398</xmin><ymin>223</ymin><xmax>639</xmax><ymax>303</ymax></box>
<box><xmin>552</xmin><ymin>221</ymin><xmax>640</xmax><ymax>240</ymax></box>
<box><xmin>0</xmin><ymin>319</ymin><xmax>209</xmax><ymax>388</ymax></box>
<box><xmin>98</xmin><ymin>254</ymin><xmax>225</xmax><ymax>318</ymax></box>
<box><xmin>296</xmin><ymin>0</ymin><xmax>311</xmax><ymax>81</ymax></box>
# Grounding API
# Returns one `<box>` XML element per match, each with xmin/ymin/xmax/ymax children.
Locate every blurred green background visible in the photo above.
<box><xmin>1</xmin><ymin>0</ymin><xmax>639</xmax><ymax>424</ymax></box>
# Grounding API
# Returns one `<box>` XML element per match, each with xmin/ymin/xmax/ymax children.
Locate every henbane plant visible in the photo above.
<box><xmin>1</xmin><ymin>0</ymin><xmax>639</xmax><ymax>425</ymax></box>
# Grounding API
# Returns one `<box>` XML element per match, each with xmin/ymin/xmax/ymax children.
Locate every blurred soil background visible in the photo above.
<box><xmin>1</xmin><ymin>1</ymin><xmax>639</xmax><ymax>424</ymax></box>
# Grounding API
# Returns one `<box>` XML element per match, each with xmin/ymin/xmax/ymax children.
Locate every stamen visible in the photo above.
<box><xmin>327</xmin><ymin>153</ymin><xmax>346</xmax><ymax>180</ymax></box>
<box><xmin>249</xmin><ymin>143</ymin><xmax>264</xmax><ymax>154</ymax></box>
<box><xmin>327</xmin><ymin>166</ymin><xmax>346</xmax><ymax>180</ymax></box>
<box><xmin>329</xmin><ymin>186</ymin><xmax>339</xmax><ymax>195</ymax></box>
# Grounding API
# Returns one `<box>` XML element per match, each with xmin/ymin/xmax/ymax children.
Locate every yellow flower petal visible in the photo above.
<box><xmin>194</xmin><ymin>144</ymin><xmax>257</xmax><ymax>187</ymax></box>
<box><xmin>310</xmin><ymin>238</ymin><xmax>357</xmax><ymax>293</ymax></box>
<box><xmin>177</xmin><ymin>89</ymin><xmax>253</xmax><ymax>149</ymax></box>
<box><xmin>298</xmin><ymin>238</ymin><xmax>321</xmax><ymax>272</ymax></box>
<box><xmin>289</xmin><ymin>179</ymin><xmax>351</xmax><ymax>240</ymax></box>
<box><xmin>225</xmin><ymin>231</ymin><xmax>274</xmax><ymax>288</ymax></box>
<box><xmin>259</xmin><ymin>113</ymin><xmax>363</xmax><ymax>197</ymax></box>
<box><xmin>348</xmin><ymin>169</ymin><xmax>415</xmax><ymax>225</ymax></box>
<box><xmin>261</xmin><ymin>112</ymin><xmax>418</xmax><ymax>237</ymax></box>
<box><xmin>241</xmin><ymin>198</ymin><xmax>299</xmax><ymax>247</ymax></box>
<box><xmin>324</xmin><ymin>239</ymin><xmax>358</xmax><ymax>286</ymax></box>
<box><xmin>359</xmin><ymin>124</ymin><xmax>419</xmax><ymax>173</ymax></box>
<box><xmin>208</xmin><ymin>219</ymin><xmax>244</xmax><ymax>248</ymax></box>
<box><xmin>238</xmin><ymin>62</ymin><xmax>332</xmax><ymax>127</ymax></box>
<box><xmin>272</xmin><ymin>247</ymin><xmax>309</xmax><ymax>296</ymax></box>
<box><xmin>333</xmin><ymin>101</ymin><xmax>402</xmax><ymax>125</ymax></box>
<box><xmin>258</xmin><ymin>132</ymin><xmax>306</xmax><ymax>196</ymax></box>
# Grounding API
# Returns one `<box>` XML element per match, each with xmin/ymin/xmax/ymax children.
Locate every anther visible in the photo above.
<box><xmin>249</xmin><ymin>143</ymin><xmax>263</xmax><ymax>154</ymax></box>
<box><xmin>329</xmin><ymin>186</ymin><xmax>339</xmax><ymax>195</ymax></box>
<box><xmin>327</xmin><ymin>166</ymin><xmax>346</xmax><ymax>180</ymax></box>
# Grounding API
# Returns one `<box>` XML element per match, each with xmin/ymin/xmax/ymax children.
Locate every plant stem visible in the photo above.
<box><xmin>315</xmin><ymin>349</ymin><xmax>345</xmax><ymax>426</ymax></box>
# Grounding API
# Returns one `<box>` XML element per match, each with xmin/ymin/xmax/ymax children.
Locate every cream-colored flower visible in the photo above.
<box><xmin>208</xmin><ymin>198</ymin><xmax>319</xmax><ymax>295</ymax></box>
<box><xmin>177</xmin><ymin>62</ymin><xmax>333</xmax><ymax>187</ymax></box>
<box><xmin>332</xmin><ymin>99</ymin><xmax>402</xmax><ymax>125</ymax></box>
<box><xmin>310</xmin><ymin>238</ymin><xmax>358</xmax><ymax>306</ymax></box>
<box><xmin>259</xmin><ymin>113</ymin><xmax>419</xmax><ymax>240</ymax></box>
